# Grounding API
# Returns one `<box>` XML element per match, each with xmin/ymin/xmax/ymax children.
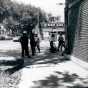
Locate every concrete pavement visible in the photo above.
<box><xmin>18</xmin><ymin>60</ymin><xmax>88</xmax><ymax>88</ymax></box>
<box><xmin>0</xmin><ymin>40</ymin><xmax>88</xmax><ymax>88</ymax></box>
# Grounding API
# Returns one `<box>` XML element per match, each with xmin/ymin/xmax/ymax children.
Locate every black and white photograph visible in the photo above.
<box><xmin>0</xmin><ymin>0</ymin><xmax>88</xmax><ymax>88</ymax></box>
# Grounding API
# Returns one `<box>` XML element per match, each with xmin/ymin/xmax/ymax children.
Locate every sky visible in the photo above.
<box><xmin>11</xmin><ymin>0</ymin><xmax>65</xmax><ymax>21</ymax></box>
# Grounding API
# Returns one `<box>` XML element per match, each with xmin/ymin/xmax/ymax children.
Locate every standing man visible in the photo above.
<box><xmin>49</xmin><ymin>33</ymin><xmax>56</xmax><ymax>52</ymax></box>
<box><xmin>58</xmin><ymin>33</ymin><xmax>65</xmax><ymax>52</ymax></box>
<box><xmin>30</xmin><ymin>31</ymin><xmax>36</xmax><ymax>56</ymax></box>
<box><xmin>20</xmin><ymin>31</ymin><xmax>30</xmax><ymax>58</ymax></box>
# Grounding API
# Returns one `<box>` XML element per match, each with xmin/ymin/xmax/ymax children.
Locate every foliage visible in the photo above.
<box><xmin>0</xmin><ymin>0</ymin><xmax>47</xmax><ymax>35</ymax></box>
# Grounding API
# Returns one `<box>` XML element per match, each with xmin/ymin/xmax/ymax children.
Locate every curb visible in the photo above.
<box><xmin>0</xmin><ymin>57</ymin><xmax>23</xmax><ymax>65</ymax></box>
<box><xmin>71</xmin><ymin>55</ymin><xmax>88</xmax><ymax>70</ymax></box>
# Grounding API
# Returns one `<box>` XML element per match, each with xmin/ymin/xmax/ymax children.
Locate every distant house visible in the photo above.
<box><xmin>42</xmin><ymin>22</ymin><xmax>65</xmax><ymax>33</ymax></box>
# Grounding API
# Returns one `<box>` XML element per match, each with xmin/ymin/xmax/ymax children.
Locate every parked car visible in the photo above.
<box><xmin>0</xmin><ymin>35</ymin><xmax>5</xmax><ymax>40</ymax></box>
<box><xmin>13</xmin><ymin>36</ymin><xmax>20</xmax><ymax>42</ymax></box>
<box><xmin>0</xmin><ymin>35</ymin><xmax>13</xmax><ymax>40</ymax></box>
<box><xmin>5</xmin><ymin>36</ymin><xmax>13</xmax><ymax>40</ymax></box>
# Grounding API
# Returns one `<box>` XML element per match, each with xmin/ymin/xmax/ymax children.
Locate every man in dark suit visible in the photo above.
<box><xmin>20</xmin><ymin>31</ymin><xmax>30</xmax><ymax>58</ymax></box>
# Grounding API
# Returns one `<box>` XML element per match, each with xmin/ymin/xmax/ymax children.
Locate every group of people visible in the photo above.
<box><xmin>20</xmin><ymin>31</ymin><xmax>40</xmax><ymax>58</ymax></box>
<box><xmin>19</xmin><ymin>31</ymin><xmax>65</xmax><ymax>58</ymax></box>
<box><xmin>50</xmin><ymin>33</ymin><xmax>65</xmax><ymax>53</ymax></box>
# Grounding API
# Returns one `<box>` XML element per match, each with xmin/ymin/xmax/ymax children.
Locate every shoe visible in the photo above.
<box><xmin>28</xmin><ymin>56</ymin><xmax>31</xmax><ymax>58</ymax></box>
<box><xmin>21</xmin><ymin>56</ymin><xmax>24</xmax><ymax>58</ymax></box>
<box><xmin>32</xmin><ymin>53</ymin><xmax>35</xmax><ymax>56</ymax></box>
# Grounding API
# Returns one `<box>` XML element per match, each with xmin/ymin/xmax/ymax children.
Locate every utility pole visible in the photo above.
<box><xmin>38</xmin><ymin>10</ymin><xmax>44</xmax><ymax>40</ymax></box>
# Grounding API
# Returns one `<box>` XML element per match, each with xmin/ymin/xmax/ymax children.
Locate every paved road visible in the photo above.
<box><xmin>0</xmin><ymin>40</ymin><xmax>50</xmax><ymax>57</ymax></box>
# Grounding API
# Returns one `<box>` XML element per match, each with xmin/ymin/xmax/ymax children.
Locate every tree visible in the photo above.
<box><xmin>0</xmin><ymin>0</ymin><xmax>47</xmax><ymax>36</ymax></box>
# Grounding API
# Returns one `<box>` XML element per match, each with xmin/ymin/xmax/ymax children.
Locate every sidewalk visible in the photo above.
<box><xmin>0</xmin><ymin>40</ymin><xmax>49</xmax><ymax>70</ymax></box>
<box><xmin>0</xmin><ymin>40</ymin><xmax>88</xmax><ymax>88</ymax></box>
<box><xmin>17</xmin><ymin>57</ymin><xmax>88</xmax><ymax>88</ymax></box>
<box><xmin>19</xmin><ymin>40</ymin><xmax>88</xmax><ymax>88</ymax></box>
<box><xmin>0</xmin><ymin>56</ymin><xmax>88</xmax><ymax>88</ymax></box>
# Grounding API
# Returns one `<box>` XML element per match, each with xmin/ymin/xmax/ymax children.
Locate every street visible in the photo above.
<box><xmin>0</xmin><ymin>39</ymin><xmax>88</xmax><ymax>88</ymax></box>
<box><xmin>1</xmin><ymin>0</ymin><xmax>88</xmax><ymax>88</ymax></box>
<box><xmin>0</xmin><ymin>39</ymin><xmax>51</xmax><ymax>57</ymax></box>
<box><xmin>0</xmin><ymin>40</ymin><xmax>21</xmax><ymax>57</ymax></box>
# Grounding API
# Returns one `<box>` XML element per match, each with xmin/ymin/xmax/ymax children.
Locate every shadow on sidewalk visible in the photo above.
<box><xmin>32</xmin><ymin>71</ymin><xmax>88</xmax><ymax>88</ymax></box>
<box><xmin>3</xmin><ymin>48</ymin><xmax>69</xmax><ymax>74</ymax></box>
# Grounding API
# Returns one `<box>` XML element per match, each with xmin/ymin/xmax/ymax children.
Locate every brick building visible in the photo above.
<box><xmin>65</xmin><ymin>0</ymin><xmax>88</xmax><ymax>62</ymax></box>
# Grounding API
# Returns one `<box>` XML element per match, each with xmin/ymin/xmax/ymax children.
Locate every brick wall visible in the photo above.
<box><xmin>65</xmin><ymin>0</ymin><xmax>80</xmax><ymax>54</ymax></box>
